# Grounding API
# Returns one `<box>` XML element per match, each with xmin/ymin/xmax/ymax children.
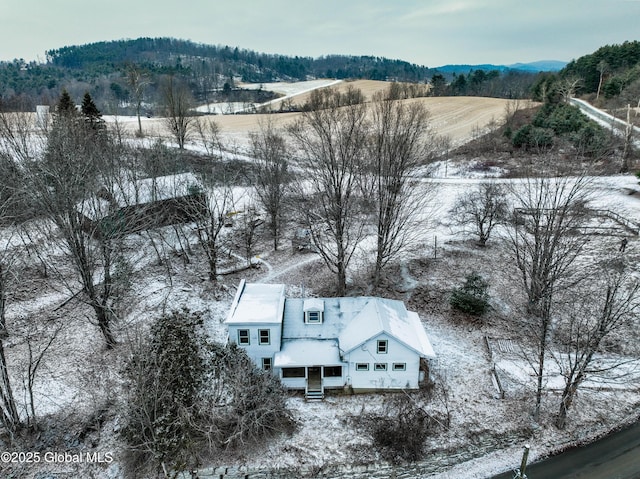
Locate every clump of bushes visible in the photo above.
<box><xmin>511</xmin><ymin>102</ymin><xmax>608</xmax><ymax>155</ymax></box>
<box><xmin>357</xmin><ymin>379</ymin><xmax>449</xmax><ymax>464</ymax></box>
<box><xmin>450</xmin><ymin>272</ymin><xmax>490</xmax><ymax>316</ymax></box>
<box><xmin>121</xmin><ymin>309</ymin><xmax>295</xmax><ymax>477</ymax></box>
<box><xmin>511</xmin><ymin>124</ymin><xmax>554</xmax><ymax>150</ymax></box>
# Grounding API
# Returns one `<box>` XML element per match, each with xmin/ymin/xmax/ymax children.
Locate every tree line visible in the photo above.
<box><xmin>0</xmin><ymin>37</ymin><xmax>434</xmax><ymax>111</ymax></box>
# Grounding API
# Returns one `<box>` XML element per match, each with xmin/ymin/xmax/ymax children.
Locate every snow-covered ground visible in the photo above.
<box><xmin>3</xmin><ymin>92</ymin><xmax>640</xmax><ymax>478</ymax></box>
<box><xmin>195</xmin><ymin>79</ymin><xmax>343</xmax><ymax>114</ymax></box>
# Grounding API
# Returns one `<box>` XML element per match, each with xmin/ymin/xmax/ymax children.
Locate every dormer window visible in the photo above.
<box><xmin>303</xmin><ymin>298</ymin><xmax>324</xmax><ymax>324</ymax></box>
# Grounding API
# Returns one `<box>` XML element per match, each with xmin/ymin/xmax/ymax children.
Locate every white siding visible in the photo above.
<box><xmin>228</xmin><ymin>324</ymin><xmax>281</xmax><ymax>366</ymax></box>
<box><xmin>344</xmin><ymin>334</ymin><xmax>421</xmax><ymax>390</ymax></box>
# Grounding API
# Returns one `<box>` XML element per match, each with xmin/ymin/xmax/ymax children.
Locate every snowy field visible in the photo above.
<box><xmin>3</xmin><ymin>87</ymin><xmax>640</xmax><ymax>478</ymax></box>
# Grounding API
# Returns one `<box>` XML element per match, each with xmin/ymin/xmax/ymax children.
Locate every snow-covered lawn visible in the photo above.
<box><xmin>3</xmin><ymin>92</ymin><xmax>640</xmax><ymax>478</ymax></box>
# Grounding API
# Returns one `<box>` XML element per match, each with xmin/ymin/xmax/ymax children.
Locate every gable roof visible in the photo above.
<box><xmin>280</xmin><ymin>295</ymin><xmax>434</xmax><ymax>359</ymax></box>
<box><xmin>338</xmin><ymin>298</ymin><xmax>435</xmax><ymax>358</ymax></box>
<box><xmin>303</xmin><ymin>298</ymin><xmax>325</xmax><ymax>312</ymax></box>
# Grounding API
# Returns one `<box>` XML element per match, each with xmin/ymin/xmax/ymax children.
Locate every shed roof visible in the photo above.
<box><xmin>108</xmin><ymin>172</ymin><xmax>201</xmax><ymax>207</ymax></box>
<box><xmin>273</xmin><ymin>339</ymin><xmax>342</xmax><ymax>368</ymax></box>
<box><xmin>225</xmin><ymin>280</ymin><xmax>285</xmax><ymax>325</ymax></box>
<box><xmin>78</xmin><ymin>172</ymin><xmax>202</xmax><ymax>221</ymax></box>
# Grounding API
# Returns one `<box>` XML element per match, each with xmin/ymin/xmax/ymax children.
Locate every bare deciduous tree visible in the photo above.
<box><xmin>21</xmin><ymin>316</ymin><xmax>63</xmax><ymax>430</ymax></box>
<box><xmin>509</xmin><ymin>174</ymin><xmax>592</xmax><ymax>420</ymax></box>
<box><xmin>554</xmin><ymin>262</ymin><xmax>640</xmax><ymax>429</ymax></box>
<box><xmin>28</xmin><ymin>98</ymin><xmax>131</xmax><ymax>348</ymax></box>
<box><xmin>125</xmin><ymin>63</ymin><xmax>150</xmax><ymax>138</ymax></box>
<box><xmin>288</xmin><ymin>91</ymin><xmax>369</xmax><ymax>295</ymax></box>
<box><xmin>249</xmin><ymin>120</ymin><xmax>290</xmax><ymax>251</ymax></box>
<box><xmin>162</xmin><ymin>75</ymin><xmax>194</xmax><ymax>149</ymax></box>
<box><xmin>192</xmin><ymin>177</ymin><xmax>234</xmax><ymax>282</ymax></box>
<box><xmin>449</xmin><ymin>182</ymin><xmax>509</xmax><ymax>246</ymax></box>
<box><xmin>557</xmin><ymin>77</ymin><xmax>582</xmax><ymax>103</ymax></box>
<box><xmin>236</xmin><ymin>205</ymin><xmax>262</xmax><ymax>267</ymax></box>
<box><xmin>596</xmin><ymin>60</ymin><xmax>609</xmax><ymax>102</ymax></box>
<box><xmin>368</xmin><ymin>94</ymin><xmax>434</xmax><ymax>285</ymax></box>
<box><xmin>0</xmin><ymin>207</ymin><xmax>21</xmax><ymax>436</ymax></box>
<box><xmin>194</xmin><ymin>116</ymin><xmax>224</xmax><ymax>158</ymax></box>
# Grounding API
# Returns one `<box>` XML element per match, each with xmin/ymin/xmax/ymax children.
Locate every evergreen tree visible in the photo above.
<box><xmin>80</xmin><ymin>91</ymin><xmax>104</xmax><ymax>129</ymax></box>
<box><xmin>56</xmin><ymin>89</ymin><xmax>77</xmax><ymax>117</ymax></box>
<box><xmin>450</xmin><ymin>272</ymin><xmax>490</xmax><ymax>316</ymax></box>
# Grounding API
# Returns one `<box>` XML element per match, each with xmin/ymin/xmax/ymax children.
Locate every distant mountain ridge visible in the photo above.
<box><xmin>435</xmin><ymin>60</ymin><xmax>567</xmax><ymax>75</ymax></box>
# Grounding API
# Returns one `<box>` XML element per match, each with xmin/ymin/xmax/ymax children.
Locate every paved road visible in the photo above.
<box><xmin>492</xmin><ymin>421</ymin><xmax>640</xmax><ymax>479</ymax></box>
<box><xmin>570</xmin><ymin>98</ymin><xmax>640</xmax><ymax>149</ymax></box>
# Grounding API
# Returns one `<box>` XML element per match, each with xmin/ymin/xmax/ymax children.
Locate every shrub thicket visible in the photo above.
<box><xmin>512</xmin><ymin>102</ymin><xmax>608</xmax><ymax>155</ymax></box>
<box><xmin>121</xmin><ymin>309</ymin><xmax>295</xmax><ymax>477</ymax></box>
<box><xmin>357</xmin><ymin>379</ymin><xmax>449</xmax><ymax>464</ymax></box>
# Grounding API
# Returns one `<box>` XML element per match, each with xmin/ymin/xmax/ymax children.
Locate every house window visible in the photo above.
<box><xmin>355</xmin><ymin>363</ymin><xmax>369</xmax><ymax>371</ymax></box>
<box><xmin>258</xmin><ymin>329</ymin><xmax>270</xmax><ymax>345</ymax></box>
<box><xmin>393</xmin><ymin>363</ymin><xmax>406</xmax><ymax>371</ymax></box>
<box><xmin>282</xmin><ymin>367</ymin><xmax>306</xmax><ymax>378</ymax></box>
<box><xmin>303</xmin><ymin>298</ymin><xmax>324</xmax><ymax>323</ymax></box>
<box><xmin>262</xmin><ymin>358</ymin><xmax>272</xmax><ymax>371</ymax></box>
<box><xmin>237</xmin><ymin>329</ymin><xmax>250</xmax><ymax>345</ymax></box>
<box><xmin>374</xmin><ymin>363</ymin><xmax>387</xmax><ymax>371</ymax></box>
<box><xmin>323</xmin><ymin>366</ymin><xmax>342</xmax><ymax>377</ymax></box>
<box><xmin>377</xmin><ymin>340</ymin><xmax>388</xmax><ymax>354</ymax></box>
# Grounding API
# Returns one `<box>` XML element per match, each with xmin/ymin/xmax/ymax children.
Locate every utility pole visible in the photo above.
<box><xmin>512</xmin><ymin>444</ymin><xmax>530</xmax><ymax>479</ymax></box>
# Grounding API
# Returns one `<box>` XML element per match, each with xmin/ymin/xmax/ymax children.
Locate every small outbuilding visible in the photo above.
<box><xmin>77</xmin><ymin>172</ymin><xmax>206</xmax><ymax>237</ymax></box>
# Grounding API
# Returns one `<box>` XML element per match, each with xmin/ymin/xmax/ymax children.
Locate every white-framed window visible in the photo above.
<box><xmin>377</xmin><ymin>339</ymin><xmax>388</xmax><ymax>354</ymax></box>
<box><xmin>262</xmin><ymin>358</ymin><xmax>272</xmax><ymax>370</ymax></box>
<box><xmin>392</xmin><ymin>363</ymin><xmax>406</xmax><ymax>371</ymax></box>
<box><xmin>374</xmin><ymin>363</ymin><xmax>387</xmax><ymax>371</ymax></box>
<box><xmin>258</xmin><ymin>329</ymin><xmax>270</xmax><ymax>345</ymax></box>
<box><xmin>303</xmin><ymin>298</ymin><xmax>324</xmax><ymax>323</ymax></box>
<box><xmin>238</xmin><ymin>329</ymin><xmax>250</xmax><ymax>345</ymax></box>
<box><xmin>355</xmin><ymin>363</ymin><xmax>369</xmax><ymax>371</ymax></box>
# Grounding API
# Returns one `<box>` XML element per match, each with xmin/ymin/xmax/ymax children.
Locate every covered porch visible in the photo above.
<box><xmin>274</xmin><ymin>339</ymin><xmax>345</xmax><ymax>400</ymax></box>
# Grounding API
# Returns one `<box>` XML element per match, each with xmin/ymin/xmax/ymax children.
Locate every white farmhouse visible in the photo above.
<box><xmin>225</xmin><ymin>280</ymin><xmax>435</xmax><ymax>399</ymax></box>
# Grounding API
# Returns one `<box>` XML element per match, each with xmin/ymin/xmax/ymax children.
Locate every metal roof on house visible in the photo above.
<box><xmin>303</xmin><ymin>298</ymin><xmax>325</xmax><ymax>311</ymax></box>
<box><xmin>282</xmin><ymin>296</ymin><xmax>435</xmax><ymax>359</ymax></box>
<box><xmin>338</xmin><ymin>300</ymin><xmax>435</xmax><ymax>358</ymax></box>
<box><xmin>273</xmin><ymin>339</ymin><xmax>342</xmax><ymax>367</ymax></box>
<box><xmin>225</xmin><ymin>280</ymin><xmax>285</xmax><ymax>324</ymax></box>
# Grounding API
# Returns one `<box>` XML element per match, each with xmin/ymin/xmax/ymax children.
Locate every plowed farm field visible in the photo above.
<box><xmin>114</xmin><ymin>79</ymin><xmax>516</xmax><ymax>148</ymax></box>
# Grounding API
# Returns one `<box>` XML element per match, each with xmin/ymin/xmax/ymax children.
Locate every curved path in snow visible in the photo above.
<box><xmin>260</xmin><ymin>254</ymin><xmax>322</xmax><ymax>283</ymax></box>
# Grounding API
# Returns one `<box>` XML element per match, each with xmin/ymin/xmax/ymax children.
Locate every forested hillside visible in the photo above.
<box><xmin>0</xmin><ymin>37</ymin><xmax>431</xmax><ymax>111</ymax></box>
<box><xmin>0</xmin><ymin>37</ymin><xmax>542</xmax><ymax>113</ymax></box>
<box><xmin>560</xmin><ymin>40</ymin><xmax>640</xmax><ymax>101</ymax></box>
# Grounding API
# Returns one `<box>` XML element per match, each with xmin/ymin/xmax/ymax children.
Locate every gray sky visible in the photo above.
<box><xmin>1</xmin><ymin>0</ymin><xmax>639</xmax><ymax>67</ymax></box>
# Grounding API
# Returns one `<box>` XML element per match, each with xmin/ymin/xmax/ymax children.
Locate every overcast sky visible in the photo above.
<box><xmin>1</xmin><ymin>0</ymin><xmax>639</xmax><ymax>67</ymax></box>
